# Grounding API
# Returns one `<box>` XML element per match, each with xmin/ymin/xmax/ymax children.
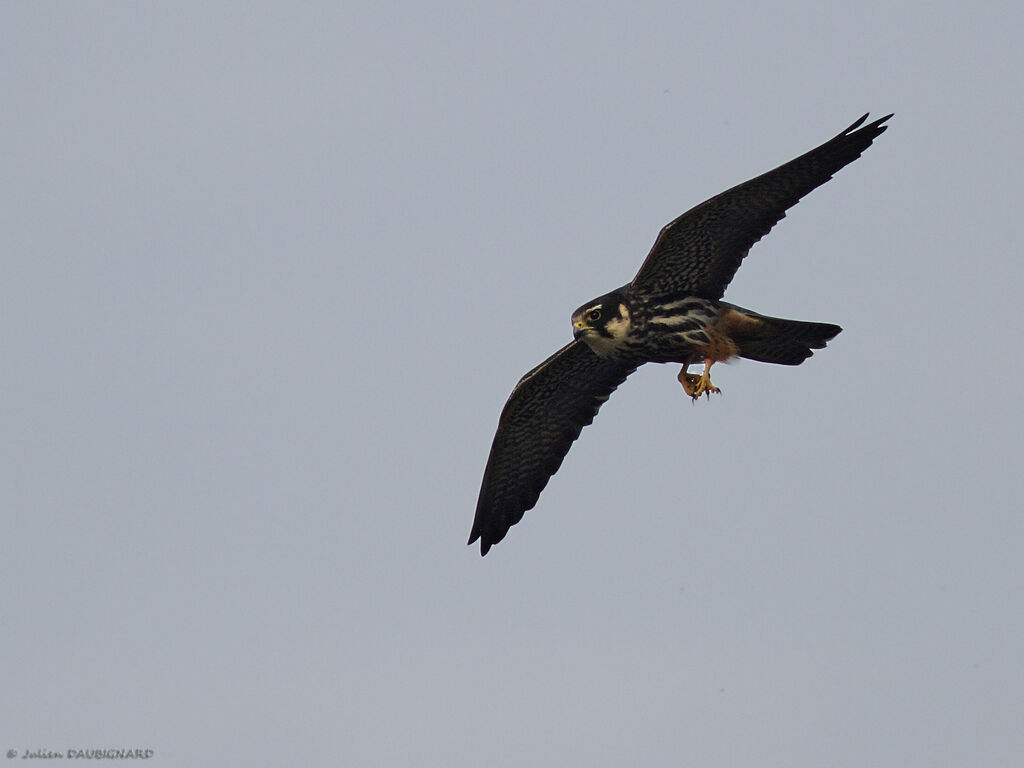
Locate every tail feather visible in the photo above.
<box><xmin>731</xmin><ymin>312</ymin><xmax>842</xmax><ymax>366</ymax></box>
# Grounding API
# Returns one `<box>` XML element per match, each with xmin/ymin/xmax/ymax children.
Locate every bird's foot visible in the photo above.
<box><xmin>690</xmin><ymin>371</ymin><xmax>721</xmax><ymax>400</ymax></box>
<box><xmin>678</xmin><ymin>365</ymin><xmax>721</xmax><ymax>401</ymax></box>
<box><xmin>678</xmin><ymin>370</ymin><xmax>702</xmax><ymax>397</ymax></box>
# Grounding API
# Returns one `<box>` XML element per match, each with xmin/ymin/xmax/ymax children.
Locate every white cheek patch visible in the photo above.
<box><xmin>604</xmin><ymin>303</ymin><xmax>632</xmax><ymax>339</ymax></box>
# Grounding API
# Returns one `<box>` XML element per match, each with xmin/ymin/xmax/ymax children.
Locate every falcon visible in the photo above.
<box><xmin>469</xmin><ymin>113</ymin><xmax>891</xmax><ymax>555</ymax></box>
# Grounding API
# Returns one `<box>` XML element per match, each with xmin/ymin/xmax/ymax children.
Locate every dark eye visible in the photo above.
<box><xmin>587</xmin><ymin>309</ymin><xmax>602</xmax><ymax>322</ymax></box>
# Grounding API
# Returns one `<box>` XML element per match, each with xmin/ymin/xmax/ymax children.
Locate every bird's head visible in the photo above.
<box><xmin>571</xmin><ymin>288</ymin><xmax>632</xmax><ymax>356</ymax></box>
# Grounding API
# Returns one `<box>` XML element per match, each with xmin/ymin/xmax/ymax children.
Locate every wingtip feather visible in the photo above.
<box><xmin>467</xmin><ymin>528</ymin><xmax>493</xmax><ymax>556</ymax></box>
<box><xmin>841</xmin><ymin>112</ymin><xmax>893</xmax><ymax>138</ymax></box>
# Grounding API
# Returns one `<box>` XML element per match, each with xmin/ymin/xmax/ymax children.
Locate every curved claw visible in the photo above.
<box><xmin>677</xmin><ymin>370</ymin><xmax>702</xmax><ymax>398</ymax></box>
<box><xmin>677</xmin><ymin>362</ymin><xmax>721</xmax><ymax>401</ymax></box>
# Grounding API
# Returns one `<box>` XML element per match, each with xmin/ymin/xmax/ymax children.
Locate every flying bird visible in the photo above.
<box><xmin>469</xmin><ymin>113</ymin><xmax>891</xmax><ymax>555</ymax></box>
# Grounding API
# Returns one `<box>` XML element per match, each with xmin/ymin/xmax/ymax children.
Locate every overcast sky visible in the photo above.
<box><xmin>3</xmin><ymin>2</ymin><xmax>1022</xmax><ymax>766</ymax></box>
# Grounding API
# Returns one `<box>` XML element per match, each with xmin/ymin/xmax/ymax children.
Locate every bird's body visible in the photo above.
<box><xmin>470</xmin><ymin>114</ymin><xmax>891</xmax><ymax>555</ymax></box>
<box><xmin>570</xmin><ymin>287</ymin><xmax>839</xmax><ymax>370</ymax></box>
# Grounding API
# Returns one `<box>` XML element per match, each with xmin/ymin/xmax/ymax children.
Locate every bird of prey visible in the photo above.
<box><xmin>469</xmin><ymin>113</ymin><xmax>891</xmax><ymax>556</ymax></box>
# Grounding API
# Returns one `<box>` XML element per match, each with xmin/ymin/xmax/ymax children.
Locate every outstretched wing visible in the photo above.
<box><xmin>630</xmin><ymin>113</ymin><xmax>891</xmax><ymax>301</ymax></box>
<box><xmin>469</xmin><ymin>340</ymin><xmax>636</xmax><ymax>555</ymax></box>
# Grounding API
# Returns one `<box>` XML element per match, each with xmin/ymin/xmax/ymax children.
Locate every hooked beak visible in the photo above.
<box><xmin>572</xmin><ymin>319</ymin><xmax>586</xmax><ymax>340</ymax></box>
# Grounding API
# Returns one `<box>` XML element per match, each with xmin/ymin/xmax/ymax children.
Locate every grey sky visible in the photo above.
<box><xmin>2</xmin><ymin>2</ymin><xmax>1022</xmax><ymax>765</ymax></box>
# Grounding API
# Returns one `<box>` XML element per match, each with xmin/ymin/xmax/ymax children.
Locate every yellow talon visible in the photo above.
<box><xmin>677</xmin><ymin>370</ymin><xmax>701</xmax><ymax>397</ymax></box>
<box><xmin>677</xmin><ymin>361</ymin><xmax>721</xmax><ymax>401</ymax></box>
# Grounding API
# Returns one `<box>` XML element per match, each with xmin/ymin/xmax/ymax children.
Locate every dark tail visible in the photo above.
<box><xmin>728</xmin><ymin>309</ymin><xmax>842</xmax><ymax>366</ymax></box>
